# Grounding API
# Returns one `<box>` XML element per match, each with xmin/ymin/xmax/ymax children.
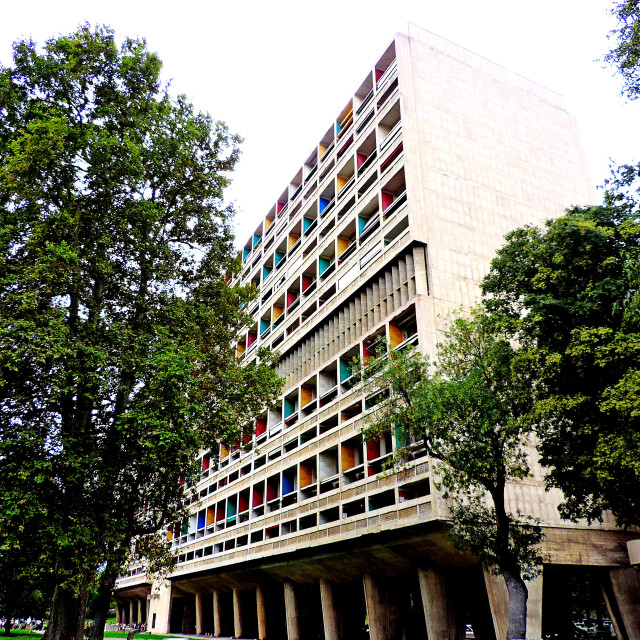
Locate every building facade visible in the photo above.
<box><xmin>114</xmin><ymin>26</ymin><xmax>640</xmax><ymax>640</ymax></box>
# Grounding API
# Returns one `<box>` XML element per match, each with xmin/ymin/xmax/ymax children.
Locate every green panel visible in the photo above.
<box><xmin>263</xmin><ymin>265</ymin><xmax>272</xmax><ymax>279</ymax></box>
<box><xmin>260</xmin><ymin>318</ymin><xmax>270</xmax><ymax>335</ymax></box>
<box><xmin>340</xmin><ymin>359</ymin><xmax>352</xmax><ymax>382</ymax></box>
<box><xmin>275</xmin><ymin>250</ymin><xmax>285</xmax><ymax>265</ymax></box>
<box><xmin>319</xmin><ymin>256</ymin><xmax>331</xmax><ymax>275</ymax></box>
<box><xmin>284</xmin><ymin>397</ymin><xmax>296</xmax><ymax>418</ymax></box>
<box><xmin>358</xmin><ymin>215</ymin><xmax>368</xmax><ymax>234</ymax></box>
<box><xmin>395</xmin><ymin>425</ymin><xmax>409</xmax><ymax>448</ymax></box>
<box><xmin>303</xmin><ymin>217</ymin><xmax>313</xmax><ymax>232</ymax></box>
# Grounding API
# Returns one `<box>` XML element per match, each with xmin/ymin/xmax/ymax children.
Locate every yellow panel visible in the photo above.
<box><xmin>319</xmin><ymin>144</ymin><xmax>328</xmax><ymax>158</ymax></box>
<box><xmin>300</xmin><ymin>462</ymin><xmax>314</xmax><ymax>487</ymax></box>
<box><xmin>388</xmin><ymin>322</ymin><xmax>404</xmax><ymax>347</ymax></box>
<box><xmin>341</xmin><ymin>443</ymin><xmax>355</xmax><ymax>471</ymax></box>
<box><xmin>288</xmin><ymin>234</ymin><xmax>300</xmax><ymax>250</ymax></box>
<box><xmin>301</xmin><ymin>386</ymin><xmax>314</xmax><ymax>406</ymax></box>
<box><xmin>206</xmin><ymin>507</ymin><xmax>215</xmax><ymax>526</ymax></box>
<box><xmin>337</xmin><ymin>176</ymin><xmax>347</xmax><ymax>191</ymax></box>
<box><xmin>272</xmin><ymin>305</ymin><xmax>283</xmax><ymax>321</ymax></box>
<box><xmin>340</xmin><ymin>108</ymin><xmax>353</xmax><ymax>127</ymax></box>
<box><xmin>337</xmin><ymin>236</ymin><xmax>350</xmax><ymax>255</ymax></box>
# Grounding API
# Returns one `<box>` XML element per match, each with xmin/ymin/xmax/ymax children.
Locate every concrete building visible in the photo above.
<box><xmin>114</xmin><ymin>26</ymin><xmax>640</xmax><ymax>640</ymax></box>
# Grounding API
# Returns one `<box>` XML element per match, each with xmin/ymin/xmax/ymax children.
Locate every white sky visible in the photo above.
<box><xmin>2</xmin><ymin>0</ymin><xmax>639</xmax><ymax>246</ymax></box>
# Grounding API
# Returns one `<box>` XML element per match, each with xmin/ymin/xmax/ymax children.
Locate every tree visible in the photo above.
<box><xmin>0</xmin><ymin>25</ymin><xmax>283</xmax><ymax>640</ymax></box>
<box><xmin>362</xmin><ymin>311</ymin><xmax>543</xmax><ymax>640</ymax></box>
<box><xmin>482</xmin><ymin>196</ymin><xmax>640</xmax><ymax>529</ymax></box>
<box><xmin>604</xmin><ymin>0</ymin><xmax>640</xmax><ymax>99</ymax></box>
<box><xmin>0</xmin><ymin>482</ymin><xmax>54</xmax><ymax>637</ymax></box>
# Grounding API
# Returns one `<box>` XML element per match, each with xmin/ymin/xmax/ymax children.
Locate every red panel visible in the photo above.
<box><xmin>252</xmin><ymin>484</ymin><xmax>264</xmax><ymax>507</ymax></box>
<box><xmin>367</xmin><ymin>440</ymin><xmax>381</xmax><ymax>461</ymax></box>
<box><xmin>381</xmin><ymin>191</ymin><xmax>394</xmax><ymax>212</ymax></box>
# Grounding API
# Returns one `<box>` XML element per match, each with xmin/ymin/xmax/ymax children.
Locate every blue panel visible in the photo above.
<box><xmin>282</xmin><ymin>472</ymin><xmax>295</xmax><ymax>495</ymax></box>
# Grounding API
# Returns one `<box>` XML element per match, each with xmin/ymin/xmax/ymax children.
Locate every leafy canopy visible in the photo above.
<box><xmin>482</xmin><ymin>190</ymin><xmax>640</xmax><ymax>527</ymax></box>
<box><xmin>362</xmin><ymin>311</ymin><xmax>543</xmax><ymax>580</ymax></box>
<box><xmin>0</xmin><ymin>24</ymin><xmax>282</xmax><ymax>640</ymax></box>
<box><xmin>604</xmin><ymin>0</ymin><xmax>640</xmax><ymax>99</ymax></box>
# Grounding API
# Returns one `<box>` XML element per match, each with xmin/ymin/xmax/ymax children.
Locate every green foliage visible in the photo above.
<box><xmin>604</xmin><ymin>0</ymin><xmax>640</xmax><ymax>99</ymax></box>
<box><xmin>0</xmin><ymin>24</ymin><xmax>282</xmax><ymax>639</ymax></box>
<box><xmin>448</xmin><ymin>499</ymin><xmax>544</xmax><ymax>582</ymax></box>
<box><xmin>362</xmin><ymin>310</ymin><xmax>543</xmax><ymax>579</ymax></box>
<box><xmin>482</xmin><ymin>187</ymin><xmax>640</xmax><ymax>527</ymax></box>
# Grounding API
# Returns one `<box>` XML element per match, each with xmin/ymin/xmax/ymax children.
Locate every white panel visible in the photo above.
<box><xmin>338</xmin><ymin>265</ymin><xmax>359</xmax><ymax>290</ymax></box>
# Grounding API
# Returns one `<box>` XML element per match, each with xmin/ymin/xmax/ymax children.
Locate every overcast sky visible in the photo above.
<box><xmin>2</xmin><ymin>0</ymin><xmax>638</xmax><ymax>245</ymax></box>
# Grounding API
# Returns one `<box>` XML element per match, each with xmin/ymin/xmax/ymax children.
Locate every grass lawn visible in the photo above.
<box><xmin>2</xmin><ymin>631</ymin><xmax>200</xmax><ymax>640</ymax></box>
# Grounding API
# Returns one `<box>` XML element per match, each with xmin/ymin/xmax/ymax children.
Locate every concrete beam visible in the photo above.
<box><xmin>233</xmin><ymin>589</ymin><xmax>244</xmax><ymax>639</ymax></box>
<box><xmin>320</xmin><ymin>579</ymin><xmax>340</xmax><ymax>640</ymax></box>
<box><xmin>256</xmin><ymin>585</ymin><xmax>268</xmax><ymax>640</ymax></box>
<box><xmin>195</xmin><ymin>592</ymin><xmax>204</xmax><ymax>635</ymax></box>
<box><xmin>418</xmin><ymin>568</ymin><xmax>464</xmax><ymax>640</ymax></box>
<box><xmin>484</xmin><ymin>571</ymin><xmax>509</xmax><ymax>640</ymax></box>
<box><xmin>213</xmin><ymin>591</ymin><xmax>222</xmax><ymax>637</ymax></box>
<box><xmin>608</xmin><ymin>567</ymin><xmax>640</xmax><ymax>640</ymax></box>
<box><xmin>526</xmin><ymin>575</ymin><xmax>543</xmax><ymax>640</ymax></box>
<box><xmin>363</xmin><ymin>574</ymin><xmax>403</xmax><ymax>640</ymax></box>
<box><xmin>284</xmin><ymin>582</ymin><xmax>301</xmax><ymax>640</ymax></box>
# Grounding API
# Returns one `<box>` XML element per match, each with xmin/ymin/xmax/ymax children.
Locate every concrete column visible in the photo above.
<box><xmin>418</xmin><ymin>568</ymin><xmax>464</xmax><ymax>640</ymax></box>
<box><xmin>153</xmin><ymin>581</ymin><xmax>173</xmax><ymax>635</ymax></box>
<box><xmin>129</xmin><ymin>600</ymin><xmax>135</xmax><ymax>626</ymax></box>
<box><xmin>213</xmin><ymin>591</ymin><xmax>222</xmax><ymax>637</ymax></box>
<box><xmin>233</xmin><ymin>589</ymin><xmax>244</xmax><ymax>639</ymax></box>
<box><xmin>526</xmin><ymin>575</ymin><xmax>543</xmax><ymax>640</ymax></box>
<box><xmin>284</xmin><ymin>582</ymin><xmax>301</xmax><ymax>640</ymax></box>
<box><xmin>363</xmin><ymin>574</ymin><xmax>403</xmax><ymax>640</ymax></box>
<box><xmin>115</xmin><ymin>603</ymin><xmax>121</xmax><ymax>624</ymax></box>
<box><xmin>484</xmin><ymin>571</ymin><xmax>509</xmax><ymax>640</ymax></box>
<box><xmin>256</xmin><ymin>585</ymin><xmax>268</xmax><ymax>640</ymax></box>
<box><xmin>605</xmin><ymin>566</ymin><xmax>640</xmax><ymax>640</ymax></box>
<box><xmin>195</xmin><ymin>592</ymin><xmax>205</xmax><ymax>635</ymax></box>
<box><xmin>320</xmin><ymin>579</ymin><xmax>340</xmax><ymax>640</ymax></box>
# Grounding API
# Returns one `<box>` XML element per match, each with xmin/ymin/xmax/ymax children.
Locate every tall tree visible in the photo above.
<box><xmin>482</xmin><ymin>195</ymin><xmax>640</xmax><ymax>528</ymax></box>
<box><xmin>604</xmin><ymin>0</ymin><xmax>640</xmax><ymax>99</ymax></box>
<box><xmin>361</xmin><ymin>311</ymin><xmax>543</xmax><ymax>640</ymax></box>
<box><xmin>0</xmin><ymin>25</ymin><xmax>282</xmax><ymax>640</ymax></box>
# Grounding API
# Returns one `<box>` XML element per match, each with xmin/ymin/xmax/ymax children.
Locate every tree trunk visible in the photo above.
<box><xmin>3</xmin><ymin>614</ymin><xmax>12</xmax><ymax>636</ymax></box>
<box><xmin>43</xmin><ymin>580</ymin><xmax>81</xmax><ymax>640</ymax></box>
<box><xmin>503</xmin><ymin>566</ymin><xmax>528</xmax><ymax>640</ymax></box>
<box><xmin>43</xmin><ymin>559</ymin><xmax>93</xmax><ymax>640</ymax></box>
<box><xmin>491</xmin><ymin>483</ymin><xmax>529</xmax><ymax>640</ymax></box>
<box><xmin>90</xmin><ymin>562</ymin><xmax>120</xmax><ymax>640</ymax></box>
<box><xmin>74</xmin><ymin>575</ymin><xmax>90</xmax><ymax>640</ymax></box>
